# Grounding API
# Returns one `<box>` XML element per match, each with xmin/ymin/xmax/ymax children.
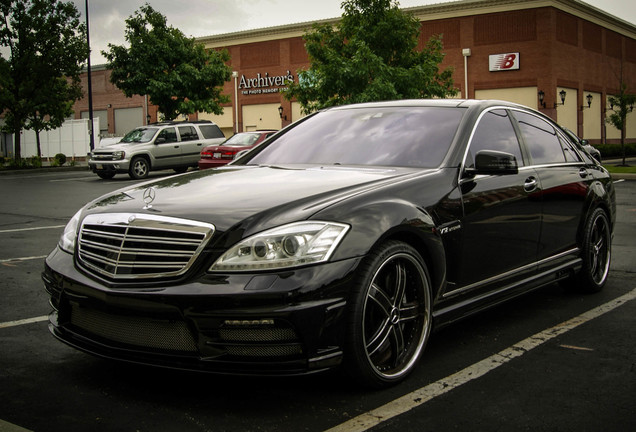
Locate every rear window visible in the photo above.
<box><xmin>247</xmin><ymin>107</ymin><xmax>464</xmax><ymax>168</ymax></box>
<box><xmin>199</xmin><ymin>124</ymin><xmax>225</xmax><ymax>139</ymax></box>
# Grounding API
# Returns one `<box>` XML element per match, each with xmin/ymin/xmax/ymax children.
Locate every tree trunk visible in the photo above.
<box><xmin>36</xmin><ymin>129</ymin><xmax>42</xmax><ymax>159</ymax></box>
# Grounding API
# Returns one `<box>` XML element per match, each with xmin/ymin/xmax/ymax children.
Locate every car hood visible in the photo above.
<box><xmin>93</xmin><ymin>142</ymin><xmax>140</xmax><ymax>152</ymax></box>
<box><xmin>82</xmin><ymin>165</ymin><xmax>421</xmax><ymax>236</ymax></box>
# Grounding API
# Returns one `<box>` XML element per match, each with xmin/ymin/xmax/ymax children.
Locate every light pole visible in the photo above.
<box><xmin>85</xmin><ymin>0</ymin><xmax>94</xmax><ymax>150</ymax></box>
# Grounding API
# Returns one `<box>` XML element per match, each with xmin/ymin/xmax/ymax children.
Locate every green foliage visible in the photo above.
<box><xmin>606</xmin><ymin>81</ymin><xmax>636</xmax><ymax>165</ymax></box>
<box><xmin>54</xmin><ymin>153</ymin><xmax>67</xmax><ymax>166</ymax></box>
<box><xmin>0</xmin><ymin>0</ymin><xmax>87</xmax><ymax>160</ymax></box>
<box><xmin>103</xmin><ymin>4</ymin><xmax>232</xmax><ymax>121</ymax></box>
<box><xmin>595</xmin><ymin>143</ymin><xmax>636</xmax><ymax>158</ymax></box>
<box><xmin>284</xmin><ymin>0</ymin><xmax>457</xmax><ymax>113</ymax></box>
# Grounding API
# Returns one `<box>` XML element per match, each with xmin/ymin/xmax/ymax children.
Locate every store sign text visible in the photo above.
<box><xmin>489</xmin><ymin>53</ymin><xmax>520</xmax><ymax>71</ymax></box>
<box><xmin>239</xmin><ymin>71</ymin><xmax>295</xmax><ymax>95</ymax></box>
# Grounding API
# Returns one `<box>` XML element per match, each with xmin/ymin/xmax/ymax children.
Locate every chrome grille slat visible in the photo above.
<box><xmin>77</xmin><ymin>213</ymin><xmax>215</xmax><ymax>280</ymax></box>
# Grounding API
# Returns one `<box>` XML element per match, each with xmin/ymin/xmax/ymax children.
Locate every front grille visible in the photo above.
<box><xmin>213</xmin><ymin>322</ymin><xmax>303</xmax><ymax>358</ymax></box>
<box><xmin>92</xmin><ymin>153</ymin><xmax>116</xmax><ymax>161</ymax></box>
<box><xmin>77</xmin><ymin>213</ymin><xmax>214</xmax><ymax>280</ymax></box>
<box><xmin>70</xmin><ymin>303</ymin><xmax>198</xmax><ymax>352</ymax></box>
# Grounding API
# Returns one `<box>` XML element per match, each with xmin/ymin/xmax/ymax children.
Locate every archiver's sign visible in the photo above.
<box><xmin>489</xmin><ymin>53</ymin><xmax>520</xmax><ymax>71</ymax></box>
<box><xmin>239</xmin><ymin>71</ymin><xmax>295</xmax><ymax>95</ymax></box>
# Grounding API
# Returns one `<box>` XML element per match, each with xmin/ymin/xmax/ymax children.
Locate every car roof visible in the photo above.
<box><xmin>325</xmin><ymin>99</ymin><xmax>530</xmax><ymax>111</ymax></box>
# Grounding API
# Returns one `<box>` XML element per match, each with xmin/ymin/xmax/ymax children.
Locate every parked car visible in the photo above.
<box><xmin>88</xmin><ymin>120</ymin><xmax>225</xmax><ymax>179</ymax></box>
<box><xmin>198</xmin><ymin>130</ymin><xmax>277</xmax><ymax>169</ymax></box>
<box><xmin>44</xmin><ymin>100</ymin><xmax>615</xmax><ymax>388</ymax></box>
<box><xmin>563</xmin><ymin>127</ymin><xmax>602</xmax><ymax>162</ymax></box>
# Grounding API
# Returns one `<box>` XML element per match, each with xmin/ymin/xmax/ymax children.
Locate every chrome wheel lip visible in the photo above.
<box><xmin>589</xmin><ymin>213</ymin><xmax>611</xmax><ymax>285</ymax></box>
<box><xmin>361</xmin><ymin>252</ymin><xmax>431</xmax><ymax>380</ymax></box>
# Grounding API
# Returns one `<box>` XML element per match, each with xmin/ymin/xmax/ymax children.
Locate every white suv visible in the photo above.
<box><xmin>89</xmin><ymin>121</ymin><xmax>225</xmax><ymax>179</ymax></box>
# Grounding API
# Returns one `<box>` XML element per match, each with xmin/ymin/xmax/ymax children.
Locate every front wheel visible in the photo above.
<box><xmin>564</xmin><ymin>208</ymin><xmax>612</xmax><ymax>293</ymax></box>
<box><xmin>345</xmin><ymin>241</ymin><xmax>432</xmax><ymax>388</ymax></box>
<box><xmin>129</xmin><ymin>156</ymin><xmax>149</xmax><ymax>179</ymax></box>
<box><xmin>96</xmin><ymin>171</ymin><xmax>115</xmax><ymax>180</ymax></box>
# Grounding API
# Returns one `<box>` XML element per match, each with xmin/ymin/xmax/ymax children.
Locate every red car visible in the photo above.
<box><xmin>198</xmin><ymin>130</ymin><xmax>277</xmax><ymax>169</ymax></box>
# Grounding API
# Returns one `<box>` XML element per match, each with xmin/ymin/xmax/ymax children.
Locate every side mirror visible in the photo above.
<box><xmin>155</xmin><ymin>137</ymin><xmax>166</xmax><ymax>144</ymax></box>
<box><xmin>467</xmin><ymin>150</ymin><xmax>519</xmax><ymax>176</ymax></box>
<box><xmin>580</xmin><ymin>139</ymin><xmax>589</xmax><ymax>145</ymax></box>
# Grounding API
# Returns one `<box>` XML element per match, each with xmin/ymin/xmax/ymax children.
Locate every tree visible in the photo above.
<box><xmin>284</xmin><ymin>0</ymin><xmax>457</xmax><ymax>113</ymax></box>
<box><xmin>607</xmin><ymin>83</ymin><xmax>636</xmax><ymax>167</ymax></box>
<box><xmin>0</xmin><ymin>0</ymin><xmax>87</xmax><ymax>160</ymax></box>
<box><xmin>28</xmin><ymin>76</ymin><xmax>82</xmax><ymax>158</ymax></box>
<box><xmin>103</xmin><ymin>4</ymin><xmax>232</xmax><ymax>121</ymax></box>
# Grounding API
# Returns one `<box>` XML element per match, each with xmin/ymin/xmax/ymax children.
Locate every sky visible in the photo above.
<box><xmin>71</xmin><ymin>0</ymin><xmax>636</xmax><ymax>65</ymax></box>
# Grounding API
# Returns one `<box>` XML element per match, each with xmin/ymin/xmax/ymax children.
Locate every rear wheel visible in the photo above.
<box><xmin>345</xmin><ymin>241</ymin><xmax>432</xmax><ymax>388</ymax></box>
<box><xmin>129</xmin><ymin>156</ymin><xmax>149</xmax><ymax>179</ymax></box>
<box><xmin>564</xmin><ymin>208</ymin><xmax>611</xmax><ymax>293</ymax></box>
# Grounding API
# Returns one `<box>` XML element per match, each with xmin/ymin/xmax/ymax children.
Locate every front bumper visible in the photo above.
<box><xmin>88</xmin><ymin>159</ymin><xmax>131</xmax><ymax>173</ymax></box>
<box><xmin>42</xmin><ymin>247</ymin><xmax>359</xmax><ymax>375</ymax></box>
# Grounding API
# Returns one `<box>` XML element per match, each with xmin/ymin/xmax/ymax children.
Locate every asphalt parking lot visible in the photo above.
<box><xmin>0</xmin><ymin>168</ymin><xmax>634</xmax><ymax>432</ymax></box>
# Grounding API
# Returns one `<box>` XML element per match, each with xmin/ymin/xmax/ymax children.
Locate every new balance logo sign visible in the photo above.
<box><xmin>489</xmin><ymin>53</ymin><xmax>520</xmax><ymax>71</ymax></box>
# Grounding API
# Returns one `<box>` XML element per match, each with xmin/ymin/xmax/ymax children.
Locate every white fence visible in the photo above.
<box><xmin>18</xmin><ymin>118</ymin><xmax>99</xmax><ymax>159</ymax></box>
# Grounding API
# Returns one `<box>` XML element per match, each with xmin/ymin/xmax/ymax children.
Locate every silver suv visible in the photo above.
<box><xmin>89</xmin><ymin>121</ymin><xmax>225</xmax><ymax>179</ymax></box>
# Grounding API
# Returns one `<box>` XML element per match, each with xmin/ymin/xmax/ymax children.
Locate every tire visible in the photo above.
<box><xmin>96</xmin><ymin>171</ymin><xmax>115</xmax><ymax>180</ymax></box>
<box><xmin>565</xmin><ymin>208</ymin><xmax>611</xmax><ymax>293</ymax></box>
<box><xmin>345</xmin><ymin>241</ymin><xmax>432</xmax><ymax>388</ymax></box>
<box><xmin>129</xmin><ymin>156</ymin><xmax>149</xmax><ymax>179</ymax></box>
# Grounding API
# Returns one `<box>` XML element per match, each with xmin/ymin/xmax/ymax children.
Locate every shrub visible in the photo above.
<box><xmin>54</xmin><ymin>153</ymin><xmax>67</xmax><ymax>166</ymax></box>
<box><xmin>29</xmin><ymin>156</ymin><xmax>42</xmax><ymax>168</ymax></box>
<box><xmin>594</xmin><ymin>143</ymin><xmax>636</xmax><ymax>159</ymax></box>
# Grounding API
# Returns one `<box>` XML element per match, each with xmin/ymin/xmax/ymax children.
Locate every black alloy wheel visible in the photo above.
<box><xmin>578</xmin><ymin>208</ymin><xmax>612</xmax><ymax>292</ymax></box>
<box><xmin>346</xmin><ymin>241</ymin><xmax>432</xmax><ymax>388</ymax></box>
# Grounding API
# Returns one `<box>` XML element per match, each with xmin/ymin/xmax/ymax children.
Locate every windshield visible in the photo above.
<box><xmin>121</xmin><ymin>127</ymin><xmax>159</xmax><ymax>143</ymax></box>
<box><xmin>246</xmin><ymin>107</ymin><xmax>464</xmax><ymax>168</ymax></box>
<box><xmin>224</xmin><ymin>133</ymin><xmax>261</xmax><ymax>147</ymax></box>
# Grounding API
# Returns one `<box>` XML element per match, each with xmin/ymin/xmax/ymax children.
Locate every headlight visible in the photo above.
<box><xmin>58</xmin><ymin>210</ymin><xmax>82</xmax><ymax>253</ymax></box>
<box><xmin>112</xmin><ymin>151</ymin><xmax>125</xmax><ymax>160</ymax></box>
<box><xmin>209</xmin><ymin>221</ymin><xmax>349</xmax><ymax>272</ymax></box>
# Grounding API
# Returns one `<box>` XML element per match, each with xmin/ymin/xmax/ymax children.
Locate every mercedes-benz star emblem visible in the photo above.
<box><xmin>142</xmin><ymin>187</ymin><xmax>156</xmax><ymax>209</ymax></box>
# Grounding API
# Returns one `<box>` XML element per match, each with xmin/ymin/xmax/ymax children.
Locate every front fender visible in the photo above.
<box><xmin>319</xmin><ymin>199</ymin><xmax>446</xmax><ymax>299</ymax></box>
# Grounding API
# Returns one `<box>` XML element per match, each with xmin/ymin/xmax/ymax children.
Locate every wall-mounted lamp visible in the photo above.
<box><xmin>556</xmin><ymin>89</ymin><xmax>567</xmax><ymax>108</ymax></box>
<box><xmin>538</xmin><ymin>89</ymin><xmax>566</xmax><ymax>108</ymax></box>
<box><xmin>278</xmin><ymin>105</ymin><xmax>286</xmax><ymax>120</ymax></box>
<box><xmin>146</xmin><ymin>114</ymin><xmax>151</xmax><ymax>124</ymax></box>
<box><xmin>581</xmin><ymin>94</ymin><xmax>593</xmax><ymax>110</ymax></box>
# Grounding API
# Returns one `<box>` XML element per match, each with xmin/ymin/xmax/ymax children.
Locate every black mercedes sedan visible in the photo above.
<box><xmin>43</xmin><ymin>100</ymin><xmax>615</xmax><ymax>388</ymax></box>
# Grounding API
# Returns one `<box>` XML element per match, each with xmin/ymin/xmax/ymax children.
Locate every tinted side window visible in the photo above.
<box><xmin>467</xmin><ymin>109</ymin><xmax>523</xmax><ymax>168</ymax></box>
<box><xmin>514</xmin><ymin>112</ymin><xmax>565</xmax><ymax>164</ymax></box>
<box><xmin>199</xmin><ymin>124</ymin><xmax>225</xmax><ymax>139</ymax></box>
<box><xmin>157</xmin><ymin>127</ymin><xmax>177</xmax><ymax>143</ymax></box>
<box><xmin>178</xmin><ymin>126</ymin><xmax>198</xmax><ymax>141</ymax></box>
<box><xmin>559</xmin><ymin>134</ymin><xmax>582</xmax><ymax>162</ymax></box>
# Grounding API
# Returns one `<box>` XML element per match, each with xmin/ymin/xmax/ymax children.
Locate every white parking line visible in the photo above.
<box><xmin>0</xmin><ymin>225</ymin><xmax>65</xmax><ymax>234</ymax></box>
<box><xmin>326</xmin><ymin>287</ymin><xmax>636</xmax><ymax>432</ymax></box>
<box><xmin>0</xmin><ymin>315</ymin><xmax>48</xmax><ymax>329</ymax></box>
<box><xmin>0</xmin><ymin>255</ymin><xmax>48</xmax><ymax>264</ymax></box>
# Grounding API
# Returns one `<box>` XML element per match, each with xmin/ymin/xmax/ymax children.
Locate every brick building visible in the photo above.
<box><xmin>73</xmin><ymin>0</ymin><xmax>636</xmax><ymax>145</ymax></box>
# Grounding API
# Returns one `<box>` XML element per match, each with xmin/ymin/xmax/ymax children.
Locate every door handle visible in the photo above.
<box><xmin>579</xmin><ymin>168</ymin><xmax>588</xmax><ymax>178</ymax></box>
<box><xmin>524</xmin><ymin>176</ymin><xmax>538</xmax><ymax>192</ymax></box>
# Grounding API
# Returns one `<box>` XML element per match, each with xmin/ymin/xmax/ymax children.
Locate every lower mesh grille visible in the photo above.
<box><xmin>70</xmin><ymin>304</ymin><xmax>198</xmax><ymax>352</ymax></box>
<box><xmin>215</xmin><ymin>323</ymin><xmax>303</xmax><ymax>358</ymax></box>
